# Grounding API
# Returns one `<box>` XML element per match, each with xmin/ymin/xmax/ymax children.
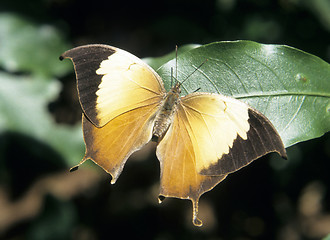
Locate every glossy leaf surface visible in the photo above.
<box><xmin>157</xmin><ymin>41</ymin><xmax>330</xmax><ymax>148</ymax></box>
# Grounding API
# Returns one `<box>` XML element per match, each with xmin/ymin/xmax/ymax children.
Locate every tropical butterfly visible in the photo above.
<box><xmin>60</xmin><ymin>44</ymin><xmax>287</xmax><ymax>226</ymax></box>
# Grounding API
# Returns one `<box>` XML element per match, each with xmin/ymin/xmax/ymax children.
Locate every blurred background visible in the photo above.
<box><xmin>0</xmin><ymin>0</ymin><xmax>329</xmax><ymax>239</ymax></box>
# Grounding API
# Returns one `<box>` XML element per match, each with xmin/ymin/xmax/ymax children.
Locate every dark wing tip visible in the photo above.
<box><xmin>158</xmin><ymin>195</ymin><xmax>166</xmax><ymax>203</ymax></box>
<box><xmin>69</xmin><ymin>165</ymin><xmax>79</xmax><ymax>172</ymax></box>
<box><xmin>280</xmin><ymin>149</ymin><xmax>288</xmax><ymax>160</ymax></box>
<box><xmin>59</xmin><ymin>48</ymin><xmax>73</xmax><ymax>61</ymax></box>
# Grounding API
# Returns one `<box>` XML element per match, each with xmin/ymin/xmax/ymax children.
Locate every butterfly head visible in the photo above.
<box><xmin>169</xmin><ymin>56</ymin><xmax>208</xmax><ymax>97</ymax></box>
<box><xmin>170</xmin><ymin>81</ymin><xmax>182</xmax><ymax>95</ymax></box>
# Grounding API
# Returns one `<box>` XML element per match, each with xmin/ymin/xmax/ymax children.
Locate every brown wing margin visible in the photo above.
<box><xmin>200</xmin><ymin>108</ymin><xmax>287</xmax><ymax>176</ymax></box>
<box><xmin>60</xmin><ymin>44</ymin><xmax>116</xmax><ymax>127</ymax></box>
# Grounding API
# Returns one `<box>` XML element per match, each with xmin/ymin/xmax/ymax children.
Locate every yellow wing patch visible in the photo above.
<box><xmin>95</xmin><ymin>48</ymin><xmax>165</xmax><ymax>126</ymax></box>
<box><xmin>180</xmin><ymin>93</ymin><xmax>250</xmax><ymax>172</ymax></box>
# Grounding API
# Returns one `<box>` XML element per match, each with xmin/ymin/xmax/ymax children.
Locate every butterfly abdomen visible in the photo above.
<box><xmin>152</xmin><ymin>86</ymin><xmax>180</xmax><ymax>142</ymax></box>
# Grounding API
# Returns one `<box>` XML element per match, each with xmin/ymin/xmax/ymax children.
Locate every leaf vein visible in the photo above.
<box><xmin>195</xmin><ymin>67</ymin><xmax>221</xmax><ymax>94</ymax></box>
<box><xmin>283</xmin><ymin>96</ymin><xmax>306</xmax><ymax>131</ymax></box>
<box><xmin>244</xmin><ymin>53</ymin><xmax>286</xmax><ymax>89</ymax></box>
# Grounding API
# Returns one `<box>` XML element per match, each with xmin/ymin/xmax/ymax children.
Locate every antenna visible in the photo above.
<box><xmin>179</xmin><ymin>59</ymin><xmax>208</xmax><ymax>86</ymax></box>
<box><xmin>170</xmin><ymin>67</ymin><xmax>173</xmax><ymax>87</ymax></box>
<box><xmin>175</xmin><ymin>45</ymin><xmax>178</xmax><ymax>84</ymax></box>
<box><xmin>192</xmin><ymin>87</ymin><xmax>201</xmax><ymax>93</ymax></box>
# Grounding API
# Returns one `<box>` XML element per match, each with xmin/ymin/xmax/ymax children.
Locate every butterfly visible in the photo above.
<box><xmin>60</xmin><ymin>44</ymin><xmax>287</xmax><ymax>226</ymax></box>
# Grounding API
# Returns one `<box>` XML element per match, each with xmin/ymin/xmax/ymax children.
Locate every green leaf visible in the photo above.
<box><xmin>0</xmin><ymin>72</ymin><xmax>84</xmax><ymax>166</ymax></box>
<box><xmin>143</xmin><ymin>44</ymin><xmax>200</xmax><ymax>70</ymax></box>
<box><xmin>157</xmin><ymin>41</ymin><xmax>330</xmax><ymax>148</ymax></box>
<box><xmin>0</xmin><ymin>12</ymin><xmax>82</xmax><ymax>166</ymax></box>
<box><xmin>0</xmin><ymin>13</ymin><xmax>72</xmax><ymax>78</ymax></box>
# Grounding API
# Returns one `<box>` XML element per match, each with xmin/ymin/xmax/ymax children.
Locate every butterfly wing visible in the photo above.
<box><xmin>156</xmin><ymin>92</ymin><xmax>286</xmax><ymax>226</ymax></box>
<box><xmin>61</xmin><ymin>44</ymin><xmax>165</xmax><ymax>182</ymax></box>
<box><xmin>156</xmin><ymin>102</ymin><xmax>227</xmax><ymax>227</ymax></box>
<box><xmin>179</xmin><ymin>92</ymin><xmax>287</xmax><ymax>176</ymax></box>
<box><xmin>60</xmin><ymin>44</ymin><xmax>165</xmax><ymax>127</ymax></box>
<box><xmin>82</xmin><ymin>103</ymin><xmax>160</xmax><ymax>184</ymax></box>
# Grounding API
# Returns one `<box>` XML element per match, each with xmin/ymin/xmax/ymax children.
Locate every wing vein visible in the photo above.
<box><xmin>127</xmin><ymin>76</ymin><xmax>164</xmax><ymax>96</ymax></box>
<box><xmin>179</xmin><ymin>105</ymin><xmax>198</xmax><ymax>169</ymax></box>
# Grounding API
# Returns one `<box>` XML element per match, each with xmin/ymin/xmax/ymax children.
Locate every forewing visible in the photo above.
<box><xmin>180</xmin><ymin>92</ymin><xmax>287</xmax><ymax>176</ymax></box>
<box><xmin>81</xmin><ymin>103</ymin><xmax>161</xmax><ymax>184</ymax></box>
<box><xmin>60</xmin><ymin>44</ymin><xmax>165</xmax><ymax>127</ymax></box>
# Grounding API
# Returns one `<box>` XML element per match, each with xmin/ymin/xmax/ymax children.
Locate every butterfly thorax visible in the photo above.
<box><xmin>152</xmin><ymin>83</ymin><xmax>181</xmax><ymax>142</ymax></box>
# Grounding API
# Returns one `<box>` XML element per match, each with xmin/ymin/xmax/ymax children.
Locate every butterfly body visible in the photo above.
<box><xmin>152</xmin><ymin>82</ymin><xmax>181</xmax><ymax>141</ymax></box>
<box><xmin>60</xmin><ymin>44</ymin><xmax>287</xmax><ymax>226</ymax></box>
